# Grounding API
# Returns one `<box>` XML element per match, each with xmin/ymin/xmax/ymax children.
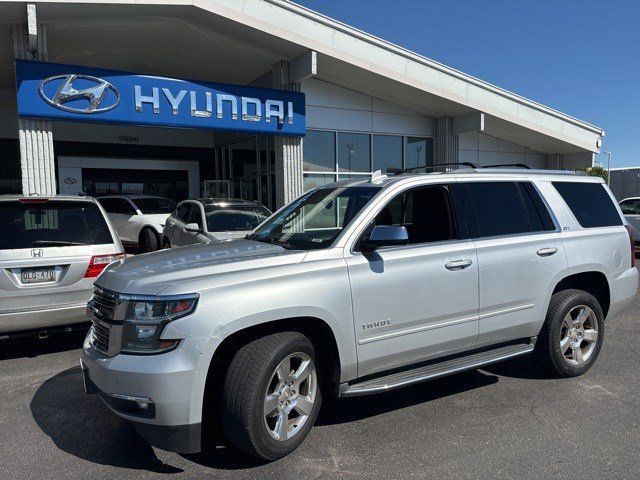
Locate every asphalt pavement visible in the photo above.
<box><xmin>1</xmin><ymin>290</ymin><xmax>639</xmax><ymax>480</ymax></box>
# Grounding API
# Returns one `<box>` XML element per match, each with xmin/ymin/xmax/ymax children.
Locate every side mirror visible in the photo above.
<box><xmin>184</xmin><ymin>222</ymin><xmax>201</xmax><ymax>233</ymax></box>
<box><xmin>361</xmin><ymin>225</ymin><xmax>409</xmax><ymax>252</ymax></box>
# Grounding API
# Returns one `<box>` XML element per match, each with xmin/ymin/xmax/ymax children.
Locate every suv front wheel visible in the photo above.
<box><xmin>535</xmin><ymin>289</ymin><xmax>604</xmax><ymax>377</ymax></box>
<box><xmin>221</xmin><ymin>331</ymin><xmax>322</xmax><ymax>460</ymax></box>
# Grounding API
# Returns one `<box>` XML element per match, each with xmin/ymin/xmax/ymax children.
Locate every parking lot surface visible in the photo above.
<box><xmin>1</xmin><ymin>292</ymin><xmax>639</xmax><ymax>480</ymax></box>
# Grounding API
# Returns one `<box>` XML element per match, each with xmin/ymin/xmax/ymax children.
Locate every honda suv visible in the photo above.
<box><xmin>81</xmin><ymin>168</ymin><xmax>638</xmax><ymax>460</ymax></box>
<box><xmin>0</xmin><ymin>195</ymin><xmax>124</xmax><ymax>340</ymax></box>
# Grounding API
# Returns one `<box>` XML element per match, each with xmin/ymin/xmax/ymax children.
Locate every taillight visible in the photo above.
<box><xmin>84</xmin><ymin>253</ymin><xmax>126</xmax><ymax>278</ymax></box>
<box><xmin>624</xmin><ymin>225</ymin><xmax>636</xmax><ymax>268</ymax></box>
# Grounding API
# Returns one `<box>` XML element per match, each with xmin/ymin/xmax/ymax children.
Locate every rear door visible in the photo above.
<box><xmin>0</xmin><ymin>199</ymin><xmax>119</xmax><ymax>314</ymax></box>
<box><xmin>460</xmin><ymin>180</ymin><xmax>567</xmax><ymax>347</ymax></box>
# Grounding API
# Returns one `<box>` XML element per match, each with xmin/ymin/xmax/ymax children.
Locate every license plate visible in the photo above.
<box><xmin>21</xmin><ymin>267</ymin><xmax>56</xmax><ymax>284</ymax></box>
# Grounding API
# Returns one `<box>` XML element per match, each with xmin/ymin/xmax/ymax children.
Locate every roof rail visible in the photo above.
<box><xmin>390</xmin><ymin>162</ymin><xmax>477</xmax><ymax>175</ymax></box>
<box><xmin>481</xmin><ymin>163</ymin><xmax>531</xmax><ymax>169</ymax></box>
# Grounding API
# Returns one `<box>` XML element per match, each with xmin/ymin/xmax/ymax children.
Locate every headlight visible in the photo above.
<box><xmin>120</xmin><ymin>294</ymin><xmax>198</xmax><ymax>354</ymax></box>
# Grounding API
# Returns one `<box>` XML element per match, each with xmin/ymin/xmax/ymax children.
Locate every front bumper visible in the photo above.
<box><xmin>81</xmin><ymin>332</ymin><xmax>204</xmax><ymax>453</ymax></box>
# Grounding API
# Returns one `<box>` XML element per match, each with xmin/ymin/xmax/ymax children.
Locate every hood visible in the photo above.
<box><xmin>96</xmin><ymin>238</ymin><xmax>306</xmax><ymax>295</ymax></box>
<box><xmin>141</xmin><ymin>213</ymin><xmax>171</xmax><ymax>225</ymax></box>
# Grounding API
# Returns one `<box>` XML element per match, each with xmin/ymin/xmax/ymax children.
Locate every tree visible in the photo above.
<box><xmin>579</xmin><ymin>165</ymin><xmax>608</xmax><ymax>183</ymax></box>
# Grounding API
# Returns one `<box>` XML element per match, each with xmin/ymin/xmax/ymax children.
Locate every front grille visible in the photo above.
<box><xmin>89</xmin><ymin>287</ymin><xmax>119</xmax><ymax>355</ymax></box>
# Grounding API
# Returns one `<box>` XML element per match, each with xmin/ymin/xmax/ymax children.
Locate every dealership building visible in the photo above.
<box><xmin>1</xmin><ymin>0</ymin><xmax>604</xmax><ymax>210</ymax></box>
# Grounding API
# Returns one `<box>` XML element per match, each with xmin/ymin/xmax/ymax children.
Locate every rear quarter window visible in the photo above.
<box><xmin>0</xmin><ymin>200</ymin><xmax>114</xmax><ymax>250</ymax></box>
<box><xmin>552</xmin><ymin>181</ymin><xmax>622</xmax><ymax>228</ymax></box>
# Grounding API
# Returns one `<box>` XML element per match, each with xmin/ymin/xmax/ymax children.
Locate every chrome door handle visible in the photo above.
<box><xmin>445</xmin><ymin>259</ymin><xmax>473</xmax><ymax>271</ymax></box>
<box><xmin>537</xmin><ymin>247</ymin><xmax>558</xmax><ymax>257</ymax></box>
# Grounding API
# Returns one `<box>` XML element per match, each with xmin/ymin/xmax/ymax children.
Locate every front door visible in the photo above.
<box><xmin>345</xmin><ymin>183</ymin><xmax>479</xmax><ymax>378</ymax></box>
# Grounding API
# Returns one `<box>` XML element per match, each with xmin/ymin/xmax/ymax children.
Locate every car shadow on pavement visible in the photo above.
<box><xmin>317</xmin><ymin>368</ymin><xmax>500</xmax><ymax>426</ymax></box>
<box><xmin>481</xmin><ymin>353</ymin><xmax>554</xmax><ymax>380</ymax></box>
<box><xmin>29</xmin><ymin>356</ymin><xmax>549</xmax><ymax>472</ymax></box>
<box><xmin>0</xmin><ymin>333</ymin><xmax>86</xmax><ymax>361</ymax></box>
<box><xmin>30</xmin><ymin>366</ymin><xmax>184</xmax><ymax>474</ymax></box>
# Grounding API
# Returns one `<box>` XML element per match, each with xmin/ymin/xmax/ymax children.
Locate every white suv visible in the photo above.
<box><xmin>98</xmin><ymin>195</ymin><xmax>176</xmax><ymax>252</ymax></box>
<box><xmin>0</xmin><ymin>195</ymin><xmax>123</xmax><ymax>340</ymax></box>
<box><xmin>81</xmin><ymin>168</ymin><xmax>638</xmax><ymax>460</ymax></box>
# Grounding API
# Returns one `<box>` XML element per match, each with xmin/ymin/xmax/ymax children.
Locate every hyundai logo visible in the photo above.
<box><xmin>39</xmin><ymin>74</ymin><xmax>120</xmax><ymax>114</ymax></box>
<box><xmin>31</xmin><ymin>249</ymin><xmax>43</xmax><ymax>258</ymax></box>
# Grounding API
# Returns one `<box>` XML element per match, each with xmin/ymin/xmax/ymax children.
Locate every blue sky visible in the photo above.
<box><xmin>296</xmin><ymin>0</ymin><xmax>640</xmax><ymax>167</ymax></box>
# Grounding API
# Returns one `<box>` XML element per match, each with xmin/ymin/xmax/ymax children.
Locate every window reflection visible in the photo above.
<box><xmin>338</xmin><ymin>133</ymin><xmax>370</xmax><ymax>172</ymax></box>
<box><xmin>373</xmin><ymin>135</ymin><xmax>402</xmax><ymax>173</ymax></box>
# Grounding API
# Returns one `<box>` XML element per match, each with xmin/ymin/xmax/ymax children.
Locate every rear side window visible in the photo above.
<box><xmin>553</xmin><ymin>182</ymin><xmax>622</xmax><ymax>228</ymax></box>
<box><xmin>518</xmin><ymin>182</ymin><xmax>556</xmax><ymax>232</ymax></box>
<box><xmin>465</xmin><ymin>182</ymin><xmax>530</xmax><ymax>237</ymax></box>
<box><xmin>619</xmin><ymin>199</ymin><xmax>640</xmax><ymax>215</ymax></box>
<box><xmin>0</xmin><ymin>200</ymin><xmax>114</xmax><ymax>250</ymax></box>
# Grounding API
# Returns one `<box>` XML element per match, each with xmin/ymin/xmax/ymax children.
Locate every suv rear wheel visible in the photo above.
<box><xmin>221</xmin><ymin>331</ymin><xmax>322</xmax><ymax>460</ymax></box>
<box><xmin>535</xmin><ymin>289</ymin><xmax>604</xmax><ymax>377</ymax></box>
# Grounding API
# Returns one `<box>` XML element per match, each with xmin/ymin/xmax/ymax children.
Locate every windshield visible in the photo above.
<box><xmin>205</xmin><ymin>204</ymin><xmax>271</xmax><ymax>232</ymax></box>
<box><xmin>131</xmin><ymin>197</ymin><xmax>176</xmax><ymax>214</ymax></box>
<box><xmin>0</xmin><ymin>200</ymin><xmax>114</xmax><ymax>250</ymax></box>
<box><xmin>247</xmin><ymin>185</ymin><xmax>381</xmax><ymax>250</ymax></box>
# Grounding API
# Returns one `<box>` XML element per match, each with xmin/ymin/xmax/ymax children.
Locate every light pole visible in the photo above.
<box><xmin>605</xmin><ymin>151</ymin><xmax>611</xmax><ymax>186</ymax></box>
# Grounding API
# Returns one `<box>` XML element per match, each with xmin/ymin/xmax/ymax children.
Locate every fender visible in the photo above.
<box><xmin>179</xmin><ymin>305</ymin><xmax>356</xmax><ymax>426</ymax></box>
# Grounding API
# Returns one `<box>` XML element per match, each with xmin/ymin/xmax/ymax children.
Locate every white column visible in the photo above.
<box><xmin>272</xmin><ymin>60</ymin><xmax>303</xmax><ymax>208</ymax></box>
<box><xmin>13</xmin><ymin>5</ymin><xmax>56</xmax><ymax>196</ymax></box>
<box><xmin>436</xmin><ymin>116</ymin><xmax>459</xmax><ymax>168</ymax></box>
<box><xmin>548</xmin><ymin>154</ymin><xmax>563</xmax><ymax>170</ymax></box>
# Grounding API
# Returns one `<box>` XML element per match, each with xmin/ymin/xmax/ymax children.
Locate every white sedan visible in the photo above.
<box><xmin>163</xmin><ymin>198</ymin><xmax>271</xmax><ymax>248</ymax></box>
<box><xmin>97</xmin><ymin>195</ymin><xmax>176</xmax><ymax>252</ymax></box>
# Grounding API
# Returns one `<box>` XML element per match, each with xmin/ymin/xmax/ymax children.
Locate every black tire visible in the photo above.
<box><xmin>139</xmin><ymin>228</ymin><xmax>159</xmax><ymax>252</ymax></box>
<box><xmin>534</xmin><ymin>289</ymin><xmax>604</xmax><ymax>377</ymax></box>
<box><xmin>221</xmin><ymin>331</ymin><xmax>322</xmax><ymax>460</ymax></box>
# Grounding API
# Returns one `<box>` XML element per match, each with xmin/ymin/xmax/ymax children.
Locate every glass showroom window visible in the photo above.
<box><xmin>405</xmin><ymin>137</ymin><xmax>434</xmax><ymax>172</ymax></box>
<box><xmin>338</xmin><ymin>132</ymin><xmax>371</xmax><ymax>173</ymax></box>
<box><xmin>373</xmin><ymin>134</ymin><xmax>403</xmax><ymax>173</ymax></box>
<box><xmin>302</xmin><ymin>130</ymin><xmax>435</xmax><ymax>192</ymax></box>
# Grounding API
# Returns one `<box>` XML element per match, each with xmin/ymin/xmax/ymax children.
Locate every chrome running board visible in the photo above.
<box><xmin>339</xmin><ymin>339</ymin><xmax>535</xmax><ymax>398</ymax></box>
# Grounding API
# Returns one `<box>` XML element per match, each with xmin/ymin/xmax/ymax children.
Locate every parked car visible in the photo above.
<box><xmin>81</xmin><ymin>169</ymin><xmax>637</xmax><ymax>461</ymax></box>
<box><xmin>619</xmin><ymin>197</ymin><xmax>640</xmax><ymax>255</ymax></box>
<box><xmin>97</xmin><ymin>195</ymin><xmax>175</xmax><ymax>252</ymax></box>
<box><xmin>162</xmin><ymin>198</ymin><xmax>271</xmax><ymax>247</ymax></box>
<box><xmin>0</xmin><ymin>195</ymin><xmax>124</xmax><ymax>340</ymax></box>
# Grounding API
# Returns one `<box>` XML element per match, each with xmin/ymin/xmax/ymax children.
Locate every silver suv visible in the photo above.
<box><xmin>81</xmin><ymin>168</ymin><xmax>638</xmax><ymax>460</ymax></box>
<box><xmin>0</xmin><ymin>195</ymin><xmax>124</xmax><ymax>340</ymax></box>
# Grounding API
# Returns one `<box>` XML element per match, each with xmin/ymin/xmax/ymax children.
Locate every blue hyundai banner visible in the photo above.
<box><xmin>15</xmin><ymin>60</ymin><xmax>306</xmax><ymax>136</ymax></box>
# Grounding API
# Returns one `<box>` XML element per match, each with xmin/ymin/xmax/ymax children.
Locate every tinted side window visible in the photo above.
<box><xmin>518</xmin><ymin>182</ymin><xmax>556</xmax><ymax>232</ymax></box>
<box><xmin>619</xmin><ymin>199</ymin><xmax>640</xmax><ymax>215</ymax></box>
<box><xmin>186</xmin><ymin>204</ymin><xmax>203</xmax><ymax>228</ymax></box>
<box><xmin>374</xmin><ymin>185</ymin><xmax>457</xmax><ymax>244</ymax></box>
<box><xmin>115</xmin><ymin>199</ymin><xmax>136</xmax><ymax>215</ymax></box>
<box><xmin>465</xmin><ymin>182</ymin><xmax>529</xmax><ymax>237</ymax></box>
<box><xmin>97</xmin><ymin>198</ymin><xmax>117</xmax><ymax>213</ymax></box>
<box><xmin>553</xmin><ymin>182</ymin><xmax>622</xmax><ymax>228</ymax></box>
<box><xmin>175</xmin><ymin>204</ymin><xmax>189</xmax><ymax>221</ymax></box>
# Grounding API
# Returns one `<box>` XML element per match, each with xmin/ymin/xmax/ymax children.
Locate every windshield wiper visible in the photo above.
<box><xmin>33</xmin><ymin>240</ymin><xmax>85</xmax><ymax>246</ymax></box>
<box><xmin>245</xmin><ymin>235</ymin><xmax>295</xmax><ymax>250</ymax></box>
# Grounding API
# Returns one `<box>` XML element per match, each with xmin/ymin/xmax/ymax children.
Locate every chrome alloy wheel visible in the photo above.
<box><xmin>263</xmin><ymin>352</ymin><xmax>317</xmax><ymax>441</ymax></box>
<box><xmin>560</xmin><ymin>305</ymin><xmax>599</xmax><ymax>366</ymax></box>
